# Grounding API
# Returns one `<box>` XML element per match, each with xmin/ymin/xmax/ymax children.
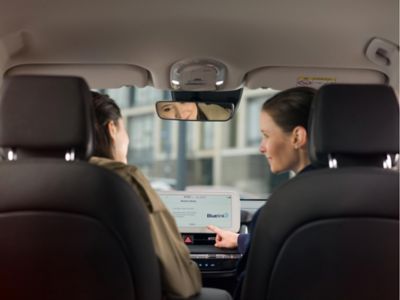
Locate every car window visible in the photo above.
<box><xmin>98</xmin><ymin>86</ymin><xmax>293</xmax><ymax>198</ymax></box>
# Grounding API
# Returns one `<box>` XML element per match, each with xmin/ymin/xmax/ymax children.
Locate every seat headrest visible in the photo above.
<box><xmin>309</xmin><ymin>84</ymin><xmax>399</xmax><ymax>165</ymax></box>
<box><xmin>0</xmin><ymin>75</ymin><xmax>94</xmax><ymax>160</ymax></box>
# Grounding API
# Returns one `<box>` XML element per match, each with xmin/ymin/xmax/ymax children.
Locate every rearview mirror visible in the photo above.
<box><xmin>155</xmin><ymin>101</ymin><xmax>234</xmax><ymax>121</ymax></box>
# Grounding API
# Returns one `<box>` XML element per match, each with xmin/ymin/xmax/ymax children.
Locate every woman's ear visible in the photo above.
<box><xmin>107</xmin><ymin>121</ymin><xmax>118</xmax><ymax>140</ymax></box>
<box><xmin>292</xmin><ymin>126</ymin><xmax>308</xmax><ymax>149</ymax></box>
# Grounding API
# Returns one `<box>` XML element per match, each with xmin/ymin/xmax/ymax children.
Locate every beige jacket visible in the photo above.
<box><xmin>90</xmin><ymin>157</ymin><xmax>201</xmax><ymax>299</ymax></box>
<box><xmin>198</xmin><ymin>103</ymin><xmax>232</xmax><ymax>121</ymax></box>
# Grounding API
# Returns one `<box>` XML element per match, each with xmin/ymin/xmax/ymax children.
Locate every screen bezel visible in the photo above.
<box><xmin>158</xmin><ymin>190</ymin><xmax>241</xmax><ymax>233</ymax></box>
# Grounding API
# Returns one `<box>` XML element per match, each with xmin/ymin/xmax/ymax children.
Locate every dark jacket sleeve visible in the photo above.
<box><xmin>237</xmin><ymin>234</ymin><xmax>250</xmax><ymax>254</ymax></box>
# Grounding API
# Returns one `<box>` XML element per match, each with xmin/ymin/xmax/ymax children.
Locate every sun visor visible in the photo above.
<box><xmin>5</xmin><ymin>64</ymin><xmax>149</xmax><ymax>88</ymax></box>
<box><xmin>245</xmin><ymin>67</ymin><xmax>387</xmax><ymax>90</ymax></box>
<box><xmin>0</xmin><ymin>31</ymin><xmax>26</xmax><ymax>88</ymax></box>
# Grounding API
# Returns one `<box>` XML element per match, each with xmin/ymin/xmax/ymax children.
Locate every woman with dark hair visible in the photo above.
<box><xmin>89</xmin><ymin>92</ymin><xmax>201</xmax><ymax>299</ymax></box>
<box><xmin>206</xmin><ymin>86</ymin><xmax>316</xmax><ymax>297</ymax></box>
<box><xmin>208</xmin><ymin>86</ymin><xmax>316</xmax><ymax>251</ymax></box>
<box><xmin>90</xmin><ymin>92</ymin><xmax>129</xmax><ymax>163</ymax></box>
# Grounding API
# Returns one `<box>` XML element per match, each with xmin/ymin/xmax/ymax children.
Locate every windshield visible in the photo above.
<box><xmin>97</xmin><ymin>86</ymin><xmax>291</xmax><ymax>198</ymax></box>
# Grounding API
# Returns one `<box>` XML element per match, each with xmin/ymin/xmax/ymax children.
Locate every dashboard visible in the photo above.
<box><xmin>158</xmin><ymin>191</ymin><xmax>266</xmax><ymax>273</ymax></box>
<box><xmin>179</xmin><ymin>198</ymin><xmax>266</xmax><ymax>294</ymax></box>
<box><xmin>177</xmin><ymin>198</ymin><xmax>266</xmax><ymax>273</ymax></box>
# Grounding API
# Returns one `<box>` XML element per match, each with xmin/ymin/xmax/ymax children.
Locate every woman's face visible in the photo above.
<box><xmin>111</xmin><ymin>118</ymin><xmax>129</xmax><ymax>164</ymax></box>
<box><xmin>158</xmin><ymin>102</ymin><xmax>198</xmax><ymax>120</ymax></box>
<box><xmin>259</xmin><ymin>111</ymin><xmax>300</xmax><ymax>174</ymax></box>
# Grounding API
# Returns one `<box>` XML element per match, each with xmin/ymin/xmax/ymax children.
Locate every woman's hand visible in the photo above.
<box><xmin>207</xmin><ymin>225</ymin><xmax>239</xmax><ymax>249</ymax></box>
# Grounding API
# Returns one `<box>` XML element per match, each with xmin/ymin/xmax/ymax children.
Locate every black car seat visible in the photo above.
<box><xmin>0</xmin><ymin>75</ymin><xmax>162</xmax><ymax>300</ymax></box>
<box><xmin>240</xmin><ymin>84</ymin><xmax>399</xmax><ymax>300</ymax></box>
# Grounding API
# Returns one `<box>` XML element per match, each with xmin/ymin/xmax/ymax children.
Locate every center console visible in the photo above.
<box><xmin>183</xmin><ymin>233</ymin><xmax>242</xmax><ymax>273</ymax></box>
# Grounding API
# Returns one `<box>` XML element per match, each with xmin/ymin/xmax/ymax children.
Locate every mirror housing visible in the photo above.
<box><xmin>155</xmin><ymin>89</ymin><xmax>242</xmax><ymax>121</ymax></box>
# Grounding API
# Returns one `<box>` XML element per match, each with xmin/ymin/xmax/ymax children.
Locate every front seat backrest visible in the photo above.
<box><xmin>241</xmin><ymin>84</ymin><xmax>399</xmax><ymax>300</ymax></box>
<box><xmin>0</xmin><ymin>75</ymin><xmax>162</xmax><ymax>300</ymax></box>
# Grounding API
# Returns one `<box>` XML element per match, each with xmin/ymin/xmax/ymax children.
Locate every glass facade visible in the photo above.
<box><xmin>134</xmin><ymin>86</ymin><xmax>165</xmax><ymax>107</ymax></box>
<box><xmin>102</xmin><ymin>87</ymin><xmax>132</xmax><ymax>109</ymax></box>
<box><xmin>200</xmin><ymin>122</ymin><xmax>214</xmax><ymax>150</ymax></box>
<box><xmin>100</xmin><ymin>86</ymin><xmax>290</xmax><ymax>197</ymax></box>
<box><xmin>246</xmin><ymin>96</ymin><xmax>265</xmax><ymax>147</ymax></box>
<box><xmin>160</xmin><ymin>120</ymin><xmax>173</xmax><ymax>155</ymax></box>
<box><xmin>127</xmin><ymin>114</ymin><xmax>154</xmax><ymax>168</ymax></box>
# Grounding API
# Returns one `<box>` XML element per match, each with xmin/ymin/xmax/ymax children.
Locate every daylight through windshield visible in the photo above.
<box><xmin>98</xmin><ymin>86</ymin><xmax>289</xmax><ymax>198</ymax></box>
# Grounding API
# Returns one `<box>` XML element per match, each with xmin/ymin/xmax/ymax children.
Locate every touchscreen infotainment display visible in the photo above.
<box><xmin>158</xmin><ymin>191</ymin><xmax>240</xmax><ymax>233</ymax></box>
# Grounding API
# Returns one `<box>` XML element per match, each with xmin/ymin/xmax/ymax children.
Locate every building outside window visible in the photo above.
<box><xmin>102</xmin><ymin>86</ymin><xmax>132</xmax><ymax>109</ymax></box>
<box><xmin>127</xmin><ymin>114</ymin><xmax>154</xmax><ymax>169</ymax></box>
<box><xmin>200</xmin><ymin>122</ymin><xmax>214</xmax><ymax>150</ymax></box>
<box><xmin>134</xmin><ymin>86</ymin><xmax>165</xmax><ymax>107</ymax></box>
<box><xmin>246</xmin><ymin>95</ymin><xmax>266</xmax><ymax>147</ymax></box>
<box><xmin>160</xmin><ymin>120</ymin><xmax>173</xmax><ymax>155</ymax></box>
<box><xmin>245</xmin><ymin>89</ymin><xmax>279</xmax><ymax>147</ymax></box>
<box><xmin>95</xmin><ymin>86</ymin><xmax>289</xmax><ymax>196</ymax></box>
<box><xmin>227</xmin><ymin>117</ymin><xmax>237</xmax><ymax>148</ymax></box>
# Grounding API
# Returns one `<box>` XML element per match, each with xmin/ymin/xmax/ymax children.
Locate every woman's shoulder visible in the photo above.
<box><xmin>90</xmin><ymin>156</ymin><xmax>138</xmax><ymax>173</ymax></box>
<box><xmin>90</xmin><ymin>156</ymin><xmax>166</xmax><ymax>212</ymax></box>
<box><xmin>198</xmin><ymin>103</ymin><xmax>231</xmax><ymax>120</ymax></box>
<box><xmin>89</xmin><ymin>156</ymin><xmax>144</xmax><ymax>183</ymax></box>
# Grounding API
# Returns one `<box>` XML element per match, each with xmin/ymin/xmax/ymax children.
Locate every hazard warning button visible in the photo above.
<box><xmin>182</xmin><ymin>235</ymin><xmax>194</xmax><ymax>244</ymax></box>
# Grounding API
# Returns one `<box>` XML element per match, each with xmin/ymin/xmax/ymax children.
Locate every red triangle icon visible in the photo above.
<box><xmin>184</xmin><ymin>236</ymin><xmax>193</xmax><ymax>244</ymax></box>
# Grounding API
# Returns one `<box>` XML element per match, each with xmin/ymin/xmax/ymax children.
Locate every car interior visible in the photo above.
<box><xmin>0</xmin><ymin>0</ymin><xmax>398</xmax><ymax>299</ymax></box>
<box><xmin>241</xmin><ymin>84</ymin><xmax>399</xmax><ymax>300</ymax></box>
